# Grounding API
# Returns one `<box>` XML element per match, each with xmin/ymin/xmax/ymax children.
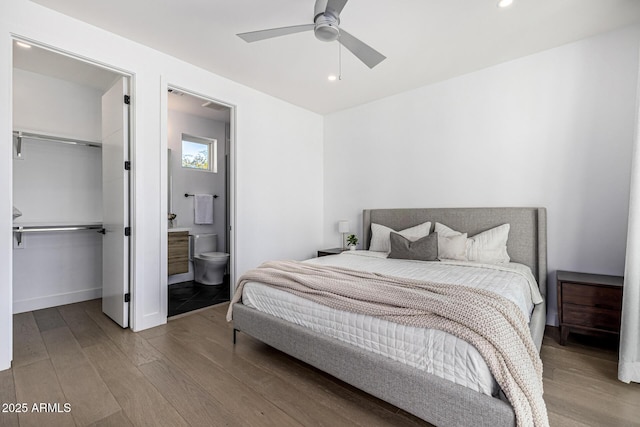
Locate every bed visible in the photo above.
<box><xmin>230</xmin><ymin>207</ymin><xmax>547</xmax><ymax>427</ymax></box>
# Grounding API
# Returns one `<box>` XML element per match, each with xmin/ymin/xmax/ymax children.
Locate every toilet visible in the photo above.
<box><xmin>190</xmin><ymin>233</ymin><xmax>229</xmax><ymax>286</ymax></box>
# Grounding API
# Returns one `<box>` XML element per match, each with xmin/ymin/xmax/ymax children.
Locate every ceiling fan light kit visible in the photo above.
<box><xmin>237</xmin><ymin>0</ymin><xmax>386</xmax><ymax>69</ymax></box>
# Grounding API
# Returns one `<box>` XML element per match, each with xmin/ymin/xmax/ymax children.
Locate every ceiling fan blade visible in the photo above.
<box><xmin>338</xmin><ymin>29</ymin><xmax>386</xmax><ymax>69</ymax></box>
<box><xmin>326</xmin><ymin>0</ymin><xmax>349</xmax><ymax>16</ymax></box>
<box><xmin>237</xmin><ymin>24</ymin><xmax>315</xmax><ymax>43</ymax></box>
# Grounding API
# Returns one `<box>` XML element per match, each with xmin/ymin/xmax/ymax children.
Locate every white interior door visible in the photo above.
<box><xmin>101</xmin><ymin>77</ymin><xmax>130</xmax><ymax>328</ymax></box>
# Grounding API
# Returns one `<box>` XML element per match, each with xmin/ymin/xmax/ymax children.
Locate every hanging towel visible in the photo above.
<box><xmin>194</xmin><ymin>194</ymin><xmax>214</xmax><ymax>224</ymax></box>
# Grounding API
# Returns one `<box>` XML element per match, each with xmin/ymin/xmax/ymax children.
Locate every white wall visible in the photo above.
<box><xmin>0</xmin><ymin>0</ymin><xmax>324</xmax><ymax>370</ymax></box>
<box><xmin>167</xmin><ymin>109</ymin><xmax>227</xmax><ymax>284</ymax></box>
<box><xmin>13</xmin><ymin>231</ymin><xmax>102</xmax><ymax>313</ymax></box>
<box><xmin>13</xmin><ymin>68</ymin><xmax>102</xmax><ymax>141</ymax></box>
<box><xmin>13</xmin><ymin>139</ymin><xmax>102</xmax><ymax>223</ymax></box>
<box><xmin>323</xmin><ymin>25</ymin><xmax>640</xmax><ymax>326</ymax></box>
<box><xmin>13</xmin><ymin>69</ymin><xmax>103</xmax><ymax>223</ymax></box>
<box><xmin>168</xmin><ymin>110</ymin><xmax>227</xmax><ymax>238</ymax></box>
<box><xmin>12</xmin><ymin>69</ymin><xmax>103</xmax><ymax>313</ymax></box>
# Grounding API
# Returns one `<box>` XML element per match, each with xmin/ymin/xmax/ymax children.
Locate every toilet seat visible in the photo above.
<box><xmin>198</xmin><ymin>251</ymin><xmax>229</xmax><ymax>261</ymax></box>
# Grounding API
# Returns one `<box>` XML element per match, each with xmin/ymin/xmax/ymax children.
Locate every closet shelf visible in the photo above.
<box><xmin>13</xmin><ymin>130</ymin><xmax>101</xmax><ymax>158</ymax></box>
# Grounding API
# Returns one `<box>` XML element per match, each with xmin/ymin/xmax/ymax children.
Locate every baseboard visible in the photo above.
<box><xmin>13</xmin><ymin>287</ymin><xmax>102</xmax><ymax>314</ymax></box>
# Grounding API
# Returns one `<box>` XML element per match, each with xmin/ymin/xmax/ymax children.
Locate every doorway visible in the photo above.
<box><xmin>165</xmin><ymin>87</ymin><xmax>232</xmax><ymax>317</ymax></box>
<box><xmin>11</xmin><ymin>40</ymin><xmax>132</xmax><ymax>327</ymax></box>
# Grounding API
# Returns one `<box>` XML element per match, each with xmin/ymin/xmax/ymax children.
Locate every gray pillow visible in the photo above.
<box><xmin>388</xmin><ymin>232</ymin><xmax>438</xmax><ymax>261</ymax></box>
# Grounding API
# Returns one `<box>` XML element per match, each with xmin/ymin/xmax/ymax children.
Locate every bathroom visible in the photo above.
<box><xmin>167</xmin><ymin>88</ymin><xmax>231</xmax><ymax>317</ymax></box>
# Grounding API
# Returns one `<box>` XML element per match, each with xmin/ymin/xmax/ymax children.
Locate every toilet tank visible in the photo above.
<box><xmin>191</xmin><ymin>233</ymin><xmax>217</xmax><ymax>257</ymax></box>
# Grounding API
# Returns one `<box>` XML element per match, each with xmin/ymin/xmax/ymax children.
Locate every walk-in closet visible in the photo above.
<box><xmin>12</xmin><ymin>41</ymin><xmax>131</xmax><ymax>327</ymax></box>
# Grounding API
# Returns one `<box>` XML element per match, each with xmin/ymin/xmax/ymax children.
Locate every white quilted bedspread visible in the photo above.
<box><xmin>241</xmin><ymin>251</ymin><xmax>541</xmax><ymax>396</ymax></box>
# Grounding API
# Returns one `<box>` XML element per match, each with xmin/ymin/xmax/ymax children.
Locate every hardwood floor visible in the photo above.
<box><xmin>2</xmin><ymin>299</ymin><xmax>639</xmax><ymax>426</ymax></box>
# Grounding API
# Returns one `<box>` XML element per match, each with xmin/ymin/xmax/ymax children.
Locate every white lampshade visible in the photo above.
<box><xmin>338</xmin><ymin>220</ymin><xmax>350</xmax><ymax>233</ymax></box>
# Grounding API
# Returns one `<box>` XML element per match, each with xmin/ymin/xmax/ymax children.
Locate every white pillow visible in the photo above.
<box><xmin>436</xmin><ymin>233</ymin><xmax>468</xmax><ymax>261</ymax></box>
<box><xmin>369</xmin><ymin>221</ymin><xmax>431</xmax><ymax>253</ymax></box>
<box><xmin>434</xmin><ymin>222</ymin><xmax>511</xmax><ymax>264</ymax></box>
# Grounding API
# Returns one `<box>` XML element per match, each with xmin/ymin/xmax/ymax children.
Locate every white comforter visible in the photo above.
<box><xmin>241</xmin><ymin>250</ymin><xmax>542</xmax><ymax>396</ymax></box>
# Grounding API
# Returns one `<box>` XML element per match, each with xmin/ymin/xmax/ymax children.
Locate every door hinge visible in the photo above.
<box><xmin>124</xmin><ymin>161</ymin><xmax>130</xmax><ymax>170</ymax></box>
<box><xmin>124</xmin><ymin>95</ymin><xmax>130</xmax><ymax>105</ymax></box>
<box><xmin>124</xmin><ymin>227</ymin><xmax>131</xmax><ymax>237</ymax></box>
<box><xmin>124</xmin><ymin>293</ymin><xmax>131</xmax><ymax>303</ymax></box>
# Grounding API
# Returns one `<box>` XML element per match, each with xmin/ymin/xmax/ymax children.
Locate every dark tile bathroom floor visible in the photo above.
<box><xmin>168</xmin><ymin>275</ymin><xmax>230</xmax><ymax>317</ymax></box>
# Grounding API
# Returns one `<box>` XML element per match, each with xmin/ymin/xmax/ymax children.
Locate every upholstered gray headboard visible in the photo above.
<box><xmin>362</xmin><ymin>207</ymin><xmax>547</xmax><ymax>299</ymax></box>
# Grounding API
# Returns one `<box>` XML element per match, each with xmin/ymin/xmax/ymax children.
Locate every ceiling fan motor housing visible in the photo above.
<box><xmin>314</xmin><ymin>0</ymin><xmax>340</xmax><ymax>42</ymax></box>
<box><xmin>314</xmin><ymin>15</ymin><xmax>340</xmax><ymax>42</ymax></box>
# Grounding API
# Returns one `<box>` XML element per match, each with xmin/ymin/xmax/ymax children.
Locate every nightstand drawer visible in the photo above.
<box><xmin>562</xmin><ymin>283</ymin><xmax>622</xmax><ymax>310</ymax></box>
<box><xmin>563</xmin><ymin>303</ymin><xmax>621</xmax><ymax>331</ymax></box>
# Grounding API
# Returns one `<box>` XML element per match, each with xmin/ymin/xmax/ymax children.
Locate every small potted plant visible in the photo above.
<box><xmin>346</xmin><ymin>234</ymin><xmax>358</xmax><ymax>250</ymax></box>
<box><xmin>168</xmin><ymin>213</ymin><xmax>177</xmax><ymax>228</ymax></box>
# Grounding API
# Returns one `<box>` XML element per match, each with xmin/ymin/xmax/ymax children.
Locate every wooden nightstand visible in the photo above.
<box><xmin>317</xmin><ymin>248</ymin><xmax>347</xmax><ymax>257</ymax></box>
<box><xmin>556</xmin><ymin>270</ymin><xmax>623</xmax><ymax>345</ymax></box>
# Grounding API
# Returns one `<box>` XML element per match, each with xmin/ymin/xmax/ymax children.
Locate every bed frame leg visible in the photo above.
<box><xmin>233</xmin><ymin>328</ymin><xmax>238</xmax><ymax>344</ymax></box>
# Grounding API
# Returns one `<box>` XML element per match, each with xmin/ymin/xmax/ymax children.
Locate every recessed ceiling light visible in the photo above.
<box><xmin>497</xmin><ymin>0</ymin><xmax>513</xmax><ymax>8</ymax></box>
<box><xmin>15</xmin><ymin>41</ymin><xmax>32</xmax><ymax>49</ymax></box>
<box><xmin>328</xmin><ymin>75</ymin><xmax>337</xmax><ymax>82</ymax></box>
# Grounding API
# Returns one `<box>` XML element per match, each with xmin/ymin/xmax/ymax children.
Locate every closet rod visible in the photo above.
<box><xmin>13</xmin><ymin>225</ymin><xmax>104</xmax><ymax>232</ymax></box>
<box><xmin>13</xmin><ymin>130</ymin><xmax>101</xmax><ymax>158</ymax></box>
<box><xmin>12</xmin><ymin>224</ymin><xmax>103</xmax><ymax>247</ymax></box>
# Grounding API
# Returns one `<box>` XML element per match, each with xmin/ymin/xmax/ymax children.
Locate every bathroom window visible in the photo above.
<box><xmin>181</xmin><ymin>134</ymin><xmax>217</xmax><ymax>173</ymax></box>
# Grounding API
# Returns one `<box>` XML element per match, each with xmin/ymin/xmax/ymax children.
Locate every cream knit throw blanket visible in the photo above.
<box><xmin>227</xmin><ymin>260</ymin><xmax>549</xmax><ymax>427</ymax></box>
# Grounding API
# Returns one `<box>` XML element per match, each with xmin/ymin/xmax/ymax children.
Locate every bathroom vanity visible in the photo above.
<box><xmin>168</xmin><ymin>229</ymin><xmax>190</xmax><ymax>275</ymax></box>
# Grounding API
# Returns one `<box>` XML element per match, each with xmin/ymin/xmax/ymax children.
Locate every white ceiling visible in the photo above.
<box><xmin>29</xmin><ymin>0</ymin><xmax>640</xmax><ymax>114</ymax></box>
<box><xmin>167</xmin><ymin>89</ymin><xmax>231</xmax><ymax>123</ymax></box>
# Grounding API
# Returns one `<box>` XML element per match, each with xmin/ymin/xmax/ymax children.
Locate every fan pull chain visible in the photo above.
<box><xmin>339</xmin><ymin>40</ymin><xmax>342</xmax><ymax>80</ymax></box>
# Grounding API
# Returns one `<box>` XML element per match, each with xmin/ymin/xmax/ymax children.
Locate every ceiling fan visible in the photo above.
<box><xmin>237</xmin><ymin>0</ymin><xmax>386</xmax><ymax>69</ymax></box>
